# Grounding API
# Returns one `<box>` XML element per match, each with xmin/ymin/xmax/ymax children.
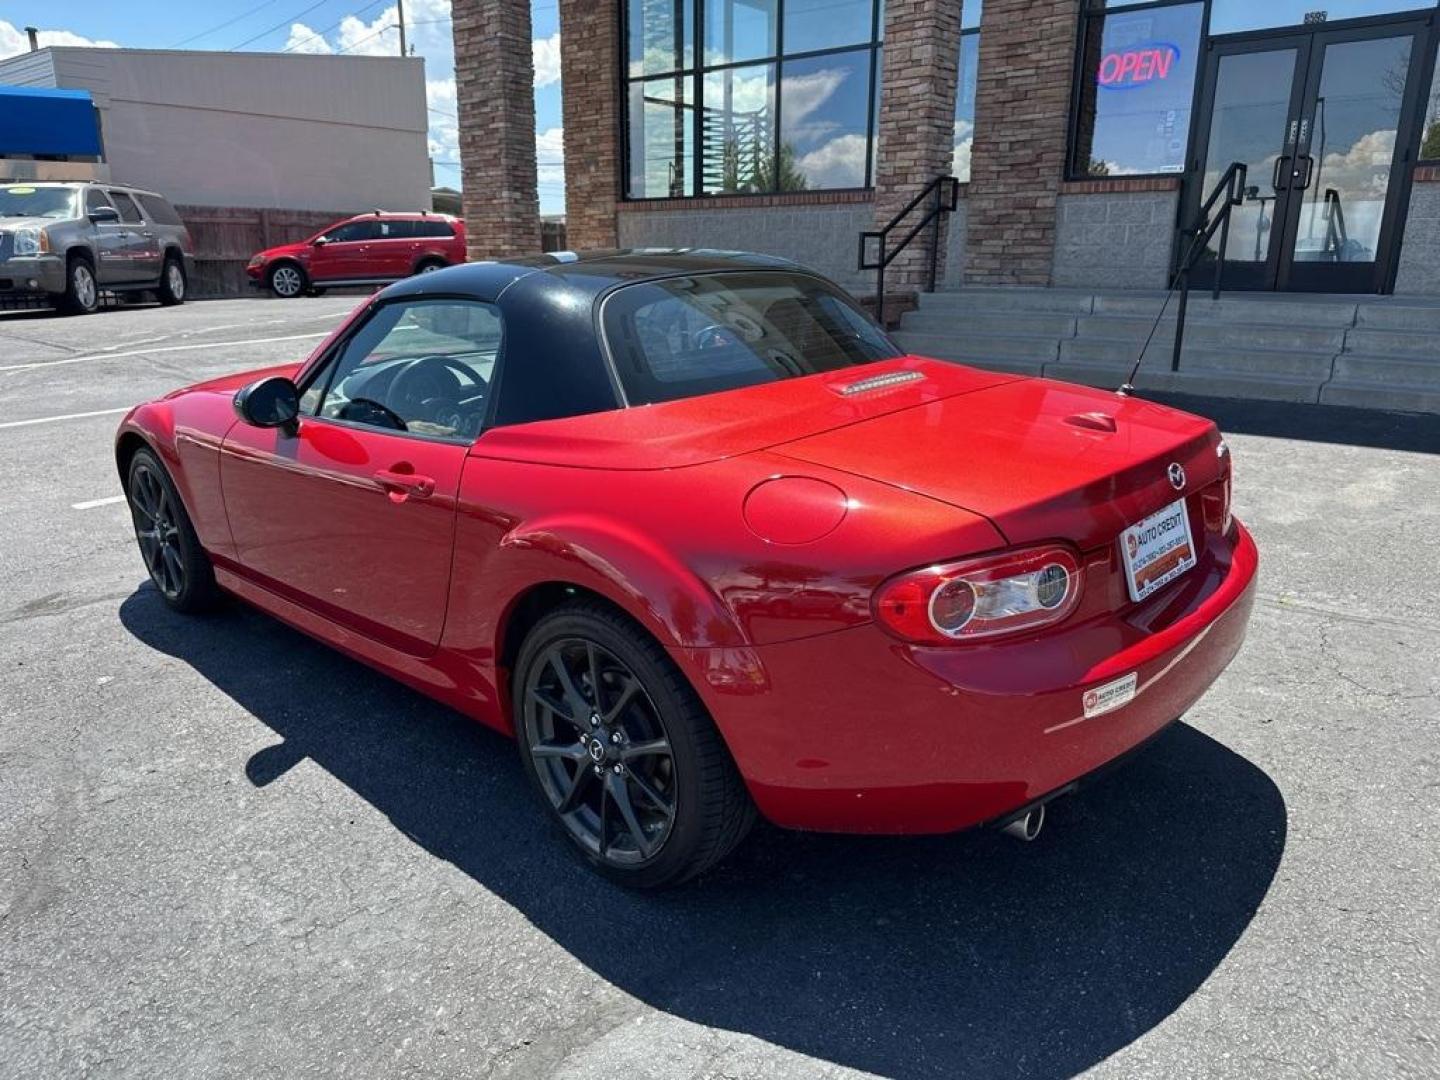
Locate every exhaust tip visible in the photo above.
<box><xmin>1001</xmin><ymin>803</ymin><xmax>1045</xmax><ymax>842</ymax></box>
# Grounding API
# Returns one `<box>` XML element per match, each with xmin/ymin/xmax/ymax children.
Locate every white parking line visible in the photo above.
<box><xmin>71</xmin><ymin>494</ymin><xmax>126</xmax><ymax>510</ymax></box>
<box><xmin>0</xmin><ymin>331</ymin><xmax>331</xmax><ymax>375</ymax></box>
<box><xmin>0</xmin><ymin>406</ymin><xmax>130</xmax><ymax>431</ymax></box>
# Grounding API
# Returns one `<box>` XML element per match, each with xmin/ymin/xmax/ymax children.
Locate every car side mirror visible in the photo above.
<box><xmin>234</xmin><ymin>376</ymin><xmax>301</xmax><ymax>436</ymax></box>
<box><xmin>88</xmin><ymin>206</ymin><xmax>120</xmax><ymax>224</ymax></box>
<box><xmin>313</xmin><ymin>236</ymin><xmax>329</xmax><ymax>246</ymax></box>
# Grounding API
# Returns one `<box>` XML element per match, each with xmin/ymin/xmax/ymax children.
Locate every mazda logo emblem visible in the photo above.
<box><xmin>1168</xmin><ymin>462</ymin><xmax>1186</xmax><ymax>491</ymax></box>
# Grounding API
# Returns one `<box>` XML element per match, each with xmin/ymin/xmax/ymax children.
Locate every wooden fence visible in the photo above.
<box><xmin>177</xmin><ymin>205</ymin><xmax>569</xmax><ymax>298</ymax></box>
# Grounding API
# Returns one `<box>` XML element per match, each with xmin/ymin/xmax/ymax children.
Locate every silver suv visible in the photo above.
<box><xmin>0</xmin><ymin>181</ymin><xmax>195</xmax><ymax>315</ymax></box>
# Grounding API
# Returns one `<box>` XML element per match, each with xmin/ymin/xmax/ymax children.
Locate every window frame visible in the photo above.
<box><xmin>619</xmin><ymin>0</ymin><xmax>887</xmax><ymax>201</ymax></box>
<box><xmin>295</xmin><ymin>295</ymin><xmax>506</xmax><ymax>447</ymax></box>
<box><xmin>108</xmin><ymin>190</ymin><xmax>145</xmax><ymax>224</ymax></box>
<box><xmin>953</xmin><ymin>16</ymin><xmax>981</xmax><ymax>184</ymax></box>
<box><xmin>1419</xmin><ymin>33</ymin><xmax>1440</xmax><ymax>162</ymax></box>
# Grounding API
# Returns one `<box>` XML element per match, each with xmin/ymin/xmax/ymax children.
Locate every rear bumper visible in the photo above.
<box><xmin>676</xmin><ymin>521</ymin><xmax>1259</xmax><ymax>834</ymax></box>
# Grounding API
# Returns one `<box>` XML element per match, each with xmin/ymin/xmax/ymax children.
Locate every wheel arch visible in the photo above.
<box><xmin>412</xmin><ymin>253</ymin><xmax>447</xmax><ymax>274</ymax></box>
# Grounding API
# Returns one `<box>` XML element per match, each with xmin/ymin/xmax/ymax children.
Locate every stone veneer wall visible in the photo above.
<box><xmin>872</xmin><ymin>0</ymin><xmax>963</xmax><ymax>289</ymax></box>
<box><xmin>558</xmin><ymin>0</ymin><xmax>621</xmax><ymax>250</ymax></box>
<box><xmin>1051</xmin><ymin>180</ymin><xmax>1180</xmax><ymax>289</ymax></box>
<box><xmin>1394</xmin><ymin>170</ymin><xmax>1440</xmax><ymax>295</ymax></box>
<box><xmin>452</xmin><ymin>0</ymin><xmax>540</xmax><ymax>257</ymax></box>
<box><xmin>616</xmin><ymin>195</ymin><xmax>875</xmax><ymax>291</ymax></box>
<box><xmin>942</xmin><ymin>195</ymin><xmax>970</xmax><ymax>289</ymax></box>
<box><xmin>966</xmin><ymin>0</ymin><xmax>1080</xmax><ymax>284</ymax></box>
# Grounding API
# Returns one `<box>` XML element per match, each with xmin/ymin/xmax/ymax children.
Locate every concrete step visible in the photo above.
<box><xmin>894</xmin><ymin>330</ymin><xmax>1058</xmax><ymax>372</ymax></box>
<box><xmin>918</xmin><ymin>288</ymin><xmax>1096</xmax><ymax>315</ymax></box>
<box><xmin>1060</xmin><ymin>337</ymin><xmax>1335</xmax><ymax>380</ymax></box>
<box><xmin>1354</xmin><ymin>302</ymin><xmax>1440</xmax><ymax>332</ymax></box>
<box><xmin>1090</xmin><ymin>293</ymin><xmax>1360</xmax><ymax>326</ymax></box>
<box><xmin>1332</xmin><ymin>353</ymin><xmax>1440</xmax><ymax>392</ymax></box>
<box><xmin>899</xmin><ymin>310</ymin><xmax>1079</xmax><ymax>338</ymax></box>
<box><xmin>1342</xmin><ymin>326</ymin><xmax>1439</xmax><ymax>359</ymax></box>
<box><xmin>1076</xmin><ymin>314</ymin><xmax>1348</xmax><ymax>352</ymax></box>
<box><xmin>1320</xmin><ymin>381</ymin><xmax>1440</xmax><ymax>413</ymax></box>
<box><xmin>1047</xmin><ymin>362</ymin><xmax>1322</xmax><ymax>404</ymax></box>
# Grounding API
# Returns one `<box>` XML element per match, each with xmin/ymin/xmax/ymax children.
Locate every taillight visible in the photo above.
<box><xmin>873</xmin><ymin>545</ymin><xmax>1084</xmax><ymax>645</ymax></box>
<box><xmin>1202</xmin><ymin>439</ymin><xmax>1234</xmax><ymax>535</ymax></box>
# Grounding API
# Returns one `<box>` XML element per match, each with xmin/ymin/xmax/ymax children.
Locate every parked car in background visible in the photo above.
<box><xmin>246</xmin><ymin>211</ymin><xmax>466</xmax><ymax>298</ymax></box>
<box><xmin>0</xmin><ymin>181</ymin><xmax>194</xmax><ymax>314</ymax></box>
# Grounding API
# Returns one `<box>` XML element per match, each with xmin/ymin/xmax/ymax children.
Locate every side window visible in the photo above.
<box><xmin>109</xmin><ymin>191</ymin><xmax>143</xmax><ymax>223</ymax></box>
<box><xmin>301</xmin><ymin>299</ymin><xmax>502</xmax><ymax>442</ymax></box>
<box><xmin>137</xmin><ymin>195</ymin><xmax>183</xmax><ymax>226</ymax></box>
<box><xmin>85</xmin><ymin>188</ymin><xmax>114</xmax><ymax>213</ymax></box>
<box><xmin>418</xmin><ymin>219</ymin><xmax>454</xmax><ymax>238</ymax></box>
<box><xmin>322</xmin><ymin>221</ymin><xmax>376</xmax><ymax>243</ymax></box>
<box><xmin>380</xmin><ymin>220</ymin><xmax>416</xmax><ymax>239</ymax></box>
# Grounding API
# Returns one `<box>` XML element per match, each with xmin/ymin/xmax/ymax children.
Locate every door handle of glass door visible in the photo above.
<box><xmin>1273</xmin><ymin>155</ymin><xmax>1291</xmax><ymax>191</ymax></box>
<box><xmin>1293</xmin><ymin>155</ymin><xmax>1315</xmax><ymax>191</ymax></box>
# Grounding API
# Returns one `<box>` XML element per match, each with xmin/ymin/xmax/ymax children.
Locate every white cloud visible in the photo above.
<box><xmin>283</xmin><ymin>23</ymin><xmax>334</xmax><ymax>55</ymax></box>
<box><xmin>533</xmin><ymin>31</ymin><xmax>561</xmax><ymax>88</ymax></box>
<box><xmin>536</xmin><ymin>125</ymin><xmax>565</xmax><ymax>184</ymax></box>
<box><xmin>797</xmin><ymin>133</ymin><xmax>867</xmax><ymax>189</ymax></box>
<box><xmin>952</xmin><ymin>118</ymin><xmax>973</xmax><ymax>181</ymax></box>
<box><xmin>0</xmin><ymin>18</ymin><xmax>118</xmax><ymax>59</ymax></box>
<box><xmin>426</xmin><ymin>77</ymin><xmax>459</xmax><ymax>159</ymax></box>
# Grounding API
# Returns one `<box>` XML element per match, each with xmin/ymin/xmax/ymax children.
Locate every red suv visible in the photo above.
<box><xmin>246</xmin><ymin>211</ymin><xmax>466</xmax><ymax>298</ymax></box>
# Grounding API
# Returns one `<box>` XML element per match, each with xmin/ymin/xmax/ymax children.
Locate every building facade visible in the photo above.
<box><xmin>520</xmin><ymin>0</ymin><xmax>1440</xmax><ymax>299</ymax></box>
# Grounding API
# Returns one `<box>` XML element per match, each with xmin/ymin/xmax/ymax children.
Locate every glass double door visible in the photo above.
<box><xmin>1189</xmin><ymin>18</ymin><xmax>1433</xmax><ymax>293</ymax></box>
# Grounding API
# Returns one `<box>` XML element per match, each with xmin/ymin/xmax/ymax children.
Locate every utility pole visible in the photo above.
<box><xmin>396</xmin><ymin>0</ymin><xmax>407</xmax><ymax>57</ymax></box>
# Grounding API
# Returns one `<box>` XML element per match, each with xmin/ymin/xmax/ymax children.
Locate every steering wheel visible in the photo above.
<box><xmin>337</xmin><ymin>396</ymin><xmax>408</xmax><ymax>431</ymax></box>
<box><xmin>389</xmin><ymin>355</ymin><xmax>488</xmax><ymax>418</ymax></box>
<box><xmin>689</xmin><ymin>324</ymin><xmax>736</xmax><ymax>351</ymax></box>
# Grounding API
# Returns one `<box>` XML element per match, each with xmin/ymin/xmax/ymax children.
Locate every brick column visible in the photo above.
<box><xmin>872</xmin><ymin>0</ymin><xmax>963</xmax><ymax>292</ymax></box>
<box><xmin>453</xmin><ymin>0</ymin><xmax>541</xmax><ymax>258</ymax></box>
<box><xmin>559</xmin><ymin>0</ymin><xmax>621</xmax><ymax>250</ymax></box>
<box><xmin>964</xmin><ymin>0</ymin><xmax>1079</xmax><ymax>285</ymax></box>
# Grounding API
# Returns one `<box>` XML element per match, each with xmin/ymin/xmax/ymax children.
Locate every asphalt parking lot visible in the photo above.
<box><xmin>1</xmin><ymin>295</ymin><xmax>1437</xmax><ymax>1080</ymax></box>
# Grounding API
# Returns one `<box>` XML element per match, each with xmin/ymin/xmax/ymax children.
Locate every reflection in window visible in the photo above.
<box><xmin>629</xmin><ymin>77</ymin><xmax>695</xmax><ymax>197</ymax></box>
<box><xmin>1071</xmin><ymin>2</ymin><xmax>1204</xmax><ymax>177</ymax></box>
<box><xmin>624</xmin><ymin>0</ymin><xmax>885</xmax><ymax>197</ymax></box>
<box><xmin>1208</xmin><ymin>0</ymin><xmax>1431</xmax><ymax>35</ymax></box>
<box><xmin>1423</xmin><ymin>41</ymin><xmax>1440</xmax><ymax>161</ymax></box>
<box><xmin>954</xmin><ymin>30</ymin><xmax>978</xmax><ymax>182</ymax></box>
<box><xmin>781</xmin><ymin>50</ymin><xmax>872</xmax><ymax>190</ymax></box>
<box><xmin>783</xmin><ymin>0</ymin><xmax>875</xmax><ymax>55</ymax></box>
<box><xmin>703</xmin><ymin>64</ymin><xmax>777</xmax><ymax>193</ymax></box>
<box><xmin>629</xmin><ymin>0</ymin><xmax>691</xmax><ymax>77</ymax></box>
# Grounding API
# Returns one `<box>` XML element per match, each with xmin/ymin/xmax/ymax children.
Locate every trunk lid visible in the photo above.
<box><xmin>775</xmin><ymin>376</ymin><xmax>1222</xmax><ymax>550</ymax></box>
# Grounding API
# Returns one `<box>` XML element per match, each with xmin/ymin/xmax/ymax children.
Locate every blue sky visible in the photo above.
<box><xmin>0</xmin><ymin>0</ymin><xmax>567</xmax><ymax>213</ymax></box>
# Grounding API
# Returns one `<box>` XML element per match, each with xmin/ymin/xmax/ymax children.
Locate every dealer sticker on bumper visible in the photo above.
<box><xmin>1083</xmin><ymin>672</ymin><xmax>1138</xmax><ymax>719</ymax></box>
<box><xmin>1120</xmin><ymin>497</ymin><xmax>1197</xmax><ymax>603</ymax></box>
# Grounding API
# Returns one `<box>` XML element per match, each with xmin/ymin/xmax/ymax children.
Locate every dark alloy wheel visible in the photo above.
<box><xmin>126</xmin><ymin>448</ymin><xmax>219</xmax><ymax>614</ymax></box>
<box><xmin>516</xmin><ymin>602</ymin><xmax>755</xmax><ymax>887</ymax></box>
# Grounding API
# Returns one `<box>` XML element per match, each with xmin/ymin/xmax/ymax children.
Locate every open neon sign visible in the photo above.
<box><xmin>1098</xmin><ymin>42</ymin><xmax>1180</xmax><ymax>89</ymax></box>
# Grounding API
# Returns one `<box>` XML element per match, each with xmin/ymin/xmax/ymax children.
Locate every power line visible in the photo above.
<box><xmin>168</xmin><ymin>0</ymin><xmax>287</xmax><ymax>48</ymax></box>
<box><xmin>336</xmin><ymin>20</ymin><xmax>398</xmax><ymax>53</ymax></box>
<box><xmin>282</xmin><ymin>0</ymin><xmax>391</xmax><ymax>52</ymax></box>
<box><xmin>230</xmin><ymin>0</ymin><xmax>335</xmax><ymax>50</ymax></box>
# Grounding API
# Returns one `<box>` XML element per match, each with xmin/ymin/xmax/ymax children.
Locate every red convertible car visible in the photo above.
<box><xmin>117</xmin><ymin>251</ymin><xmax>1258</xmax><ymax>888</ymax></box>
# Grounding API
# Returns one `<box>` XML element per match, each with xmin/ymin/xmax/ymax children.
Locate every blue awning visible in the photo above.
<box><xmin>0</xmin><ymin>85</ymin><xmax>102</xmax><ymax>157</ymax></box>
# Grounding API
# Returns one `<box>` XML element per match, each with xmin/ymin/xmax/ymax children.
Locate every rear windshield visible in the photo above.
<box><xmin>0</xmin><ymin>185</ymin><xmax>77</xmax><ymax>219</ymax></box>
<box><xmin>602</xmin><ymin>272</ymin><xmax>900</xmax><ymax>405</ymax></box>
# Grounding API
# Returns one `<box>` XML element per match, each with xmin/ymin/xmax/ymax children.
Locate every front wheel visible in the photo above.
<box><xmin>58</xmin><ymin>256</ymin><xmax>99</xmax><ymax>315</ymax></box>
<box><xmin>267</xmin><ymin>263</ymin><xmax>306</xmax><ymax>298</ymax></box>
<box><xmin>515</xmin><ymin>602</ymin><xmax>755</xmax><ymax>888</ymax></box>
<box><xmin>126</xmin><ymin>448</ymin><xmax>220</xmax><ymax>614</ymax></box>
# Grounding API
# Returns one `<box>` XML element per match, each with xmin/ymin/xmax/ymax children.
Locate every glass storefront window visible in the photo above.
<box><xmin>1071</xmin><ymin>2</ymin><xmax>1205</xmax><ymax>177</ymax></box>
<box><xmin>1209</xmin><ymin>0</ymin><xmax>1433</xmax><ymax>36</ymax></box>
<box><xmin>780</xmin><ymin>49</ymin><xmax>873</xmax><ymax>189</ymax></box>
<box><xmin>625</xmin><ymin>0</ymin><xmax>885</xmax><ymax>197</ymax></box>
<box><xmin>784</xmin><ymin>0</ymin><xmax>875</xmax><ymax>53</ymax></box>
<box><xmin>628</xmin><ymin>77</ymin><xmax>695</xmax><ymax>198</ymax></box>
<box><xmin>702</xmin><ymin>64</ymin><xmax>778</xmax><ymax>193</ymax></box>
<box><xmin>704</xmin><ymin>0</ymin><xmax>778</xmax><ymax>66</ymax></box>
<box><xmin>1423</xmin><ymin>41</ymin><xmax>1440</xmax><ymax>160</ymax></box>
<box><xmin>954</xmin><ymin>32</ymin><xmax>978</xmax><ymax>182</ymax></box>
<box><xmin>629</xmin><ymin>0</ymin><xmax>692</xmax><ymax>78</ymax></box>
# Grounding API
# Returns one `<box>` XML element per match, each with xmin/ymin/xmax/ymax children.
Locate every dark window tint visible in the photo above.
<box><xmin>415</xmin><ymin>219</ymin><xmax>455</xmax><ymax>238</ymax></box>
<box><xmin>323</xmin><ymin>220</ymin><xmax>379</xmax><ymax>243</ymax></box>
<box><xmin>377</xmin><ymin>219</ymin><xmax>417</xmax><ymax>238</ymax></box>
<box><xmin>83</xmin><ymin>188</ymin><xmax>113</xmax><ymax>213</ymax></box>
<box><xmin>300</xmin><ymin>299</ymin><xmax>501</xmax><ymax>442</ymax></box>
<box><xmin>603</xmin><ymin>271</ymin><xmax>900</xmax><ymax>405</ymax></box>
<box><xmin>137</xmin><ymin>194</ymin><xmax>183</xmax><ymax>226</ymax></box>
<box><xmin>109</xmin><ymin>191</ymin><xmax>143</xmax><ymax>223</ymax></box>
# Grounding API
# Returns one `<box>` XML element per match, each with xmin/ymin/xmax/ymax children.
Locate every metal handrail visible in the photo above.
<box><xmin>858</xmin><ymin>174</ymin><xmax>960</xmax><ymax>323</ymax></box>
<box><xmin>1169</xmin><ymin>161</ymin><xmax>1248</xmax><ymax>372</ymax></box>
<box><xmin>1323</xmin><ymin>188</ymin><xmax>1348</xmax><ymax>261</ymax></box>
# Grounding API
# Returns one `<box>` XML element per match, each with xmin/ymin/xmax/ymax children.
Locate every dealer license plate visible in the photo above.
<box><xmin>1120</xmin><ymin>498</ymin><xmax>1196</xmax><ymax>603</ymax></box>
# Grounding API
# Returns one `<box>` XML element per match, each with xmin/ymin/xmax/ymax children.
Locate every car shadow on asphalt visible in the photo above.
<box><xmin>120</xmin><ymin>586</ymin><xmax>1286</xmax><ymax>1080</ymax></box>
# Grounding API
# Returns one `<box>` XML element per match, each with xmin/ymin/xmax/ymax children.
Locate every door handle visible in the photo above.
<box><xmin>374</xmin><ymin>469</ymin><xmax>435</xmax><ymax>501</ymax></box>
<box><xmin>1272</xmin><ymin>155</ymin><xmax>1291</xmax><ymax>191</ymax></box>
<box><xmin>1293</xmin><ymin>154</ymin><xmax>1315</xmax><ymax>191</ymax></box>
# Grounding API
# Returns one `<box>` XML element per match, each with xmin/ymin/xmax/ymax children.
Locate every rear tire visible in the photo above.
<box><xmin>514</xmin><ymin>601</ymin><xmax>755</xmax><ymax>889</ymax></box>
<box><xmin>267</xmin><ymin>262</ymin><xmax>306</xmax><ymax>298</ymax></box>
<box><xmin>58</xmin><ymin>254</ymin><xmax>99</xmax><ymax>315</ymax></box>
<box><xmin>156</xmin><ymin>255</ymin><xmax>186</xmax><ymax>306</ymax></box>
<box><xmin>125</xmin><ymin>448</ymin><xmax>220</xmax><ymax>614</ymax></box>
<box><xmin>414</xmin><ymin>257</ymin><xmax>446</xmax><ymax>276</ymax></box>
